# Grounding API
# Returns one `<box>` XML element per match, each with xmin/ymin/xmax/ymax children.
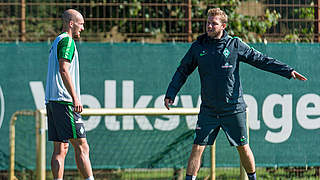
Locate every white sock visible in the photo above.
<box><xmin>186</xmin><ymin>175</ymin><xmax>196</xmax><ymax>180</ymax></box>
<box><xmin>85</xmin><ymin>176</ymin><xmax>94</xmax><ymax>180</ymax></box>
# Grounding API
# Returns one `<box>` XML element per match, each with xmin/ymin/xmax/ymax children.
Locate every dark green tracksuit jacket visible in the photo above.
<box><xmin>165</xmin><ymin>31</ymin><xmax>294</xmax><ymax>116</ymax></box>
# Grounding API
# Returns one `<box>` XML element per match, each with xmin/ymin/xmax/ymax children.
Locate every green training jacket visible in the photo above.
<box><xmin>165</xmin><ymin>31</ymin><xmax>294</xmax><ymax>116</ymax></box>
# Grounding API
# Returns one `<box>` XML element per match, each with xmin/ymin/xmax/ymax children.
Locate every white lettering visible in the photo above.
<box><xmin>180</xmin><ymin>95</ymin><xmax>201</xmax><ymax>129</ymax></box>
<box><xmin>0</xmin><ymin>86</ymin><xmax>4</xmax><ymax>129</ymax></box>
<box><xmin>243</xmin><ymin>94</ymin><xmax>260</xmax><ymax>130</ymax></box>
<box><xmin>29</xmin><ymin>80</ymin><xmax>319</xmax><ymax>144</ymax></box>
<box><xmin>30</xmin><ymin>81</ymin><xmax>46</xmax><ymax>109</ymax></box>
<box><xmin>154</xmin><ymin>95</ymin><xmax>180</xmax><ymax>131</ymax></box>
<box><xmin>30</xmin><ymin>81</ymin><xmax>47</xmax><ymax>129</ymax></box>
<box><xmin>122</xmin><ymin>80</ymin><xmax>153</xmax><ymax>130</ymax></box>
<box><xmin>296</xmin><ymin>93</ymin><xmax>320</xmax><ymax>129</ymax></box>
<box><xmin>81</xmin><ymin>94</ymin><xmax>101</xmax><ymax>131</ymax></box>
<box><xmin>263</xmin><ymin>94</ymin><xmax>292</xmax><ymax>143</ymax></box>
<box><xmin>104</xmin><ymin>80</ymin><xmax>120</xmax><ymax>131</ymax></box>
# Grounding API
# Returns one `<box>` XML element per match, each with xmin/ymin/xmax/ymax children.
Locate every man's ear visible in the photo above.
<box><xmin>222</xmin><ymin>23</ymin><xmax>227</xmax><ymax>30</ymax></box>
<box><xmin>69</xmin><ymin>21</ymin><xmax>74</xmax><ymax>28</ymax></box>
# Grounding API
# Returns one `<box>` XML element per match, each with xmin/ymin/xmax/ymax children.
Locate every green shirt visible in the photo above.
<box><xmin>45</xmin><ymin>32</ymin><xmax>80</xmax><ymax>104</ymax></box>
<box><xmin>57</xmin><ymin>32</ymin><xmax>75</xmax><ymax>62</ymax></box>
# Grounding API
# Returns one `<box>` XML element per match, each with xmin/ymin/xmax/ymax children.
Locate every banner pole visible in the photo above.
<box><xmin>240</xmin><ymin>111</ymin><xmax>249</xmax><ymax>180</ymax></box>
<box><xmin>210</xmin><ymin>143</ymin><xmax>216</xmax><ymax>180</ymax></box>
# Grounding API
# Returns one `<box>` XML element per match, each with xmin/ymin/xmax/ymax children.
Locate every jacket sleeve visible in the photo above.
<box><xmin>165</xmin><ymin>44</ymin><xmax>198</xmax><ymax>100</ymax></box>
<box><xmin>237</xmin><ymin>39</ymin><xmax>294</xmax><ymax>79</ymax></box>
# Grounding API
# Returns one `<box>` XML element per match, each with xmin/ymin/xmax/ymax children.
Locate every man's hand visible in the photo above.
<box><xmin>164</xmin><ymin>98</ymin><xmax>174</xmax><ymax>110</ymax></box>
<box><xmin>291</xmin><ymin>70</ymin><xmax>307</xmax><ymax>81</ymax></box>
<box><xmin>73</xmin><ymin>98</ymin><xmax>83</xmax><ymax>113</ymax></box>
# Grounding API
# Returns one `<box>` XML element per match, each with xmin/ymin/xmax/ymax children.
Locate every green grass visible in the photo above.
<box><xmin>11</xmin><ymin>167</ymin><xmax>320</xmax><ymax>180</ymax></box>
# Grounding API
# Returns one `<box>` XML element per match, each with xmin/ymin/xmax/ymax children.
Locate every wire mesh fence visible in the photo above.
<box><xmin>265</xmin><ymin>0</ymin><xmax>317</xmax><ymax>42</ymax></box>
<box><xmin>8</xmin><ymin>112</ymin><xmax>37</xmax><ymax>180</ymax></box>
<box><xmin>0</xmin><ymin>0</ymin><xmax>319</xmax><ymax>42</ymax></box>
<box><xmin>6</xmin><ymin>110</ymin><xmax>320</xmax><ymax>180</ymax></box>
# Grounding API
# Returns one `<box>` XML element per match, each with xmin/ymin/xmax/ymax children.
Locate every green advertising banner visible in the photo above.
<box><xmin>0</xmin><ymin>42</ymin><xmax>319</xmax><ymax>170</ymax></box>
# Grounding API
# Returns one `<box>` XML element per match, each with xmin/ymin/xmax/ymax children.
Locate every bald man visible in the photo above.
<box><xmin>45</xmin><ymin>9</ymin><xmax>94</xmax><ymax>180</ymax></box>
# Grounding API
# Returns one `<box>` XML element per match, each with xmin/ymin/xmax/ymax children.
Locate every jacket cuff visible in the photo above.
<box><xmin>165</xmin><ymin>95</ymin><xmax>174</xmax><ymax>101</ymax></box>
<box><xmin>288</xmin><ymin>69</ymin><xmax>294</xmax><ymax>79</ymax></box>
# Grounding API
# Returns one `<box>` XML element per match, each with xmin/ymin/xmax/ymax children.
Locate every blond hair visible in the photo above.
<box><xmin>207</xmin><ymin>8</ymin><xmax>228</xmax><ymax>24</ymax></box>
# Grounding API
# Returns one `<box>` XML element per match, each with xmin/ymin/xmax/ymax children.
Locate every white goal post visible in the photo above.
<box><xmin>10</xmin><ymin>108</ymin><xmax>248</xmax><ymax>180</ymax></box>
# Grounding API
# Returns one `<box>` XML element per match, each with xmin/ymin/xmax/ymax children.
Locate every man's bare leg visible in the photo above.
<box><xmin>237</xmin><ymin>144</ymin><xmax>256</xmax><ymax>180</ymax></box>
<box><xmin>186</xmin><ymin>144</ymin><xmax>206</xmax><ymax>179</ymax></box>
<box><xmin>51</xmin><ymin>142</ymin><xmax>69</xmax><ymax>179</ymax></box>
<box><xmin>70</xmin><ymin>138</ymin><xmax>93</xmax><ymax>179</ymax></box>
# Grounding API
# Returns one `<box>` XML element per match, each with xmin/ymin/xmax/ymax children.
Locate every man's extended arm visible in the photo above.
<box><xmin>59</xmin><ymin>58</ymin><xmax>83</xmax><ymax>113</ymax></box>
<box><xmin>164</xmin><ymin>45</ymin><xmax>198</xmax><ymax>109</ymax></box>
<box><xmin>238</xmin><ymin>39</ymin><xmax>306</xmax><ymax>80</ymax></box>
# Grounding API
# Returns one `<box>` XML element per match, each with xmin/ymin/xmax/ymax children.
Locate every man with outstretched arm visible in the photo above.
<box><xmin>164</xmin><ymin>8</ymin><xmax>307</xmax><ymax>180</ymax></box>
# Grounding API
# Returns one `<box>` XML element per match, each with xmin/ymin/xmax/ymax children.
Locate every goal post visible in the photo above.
<box><xmin>9</xmin><ymin>110</ymin><xmax>35</xmax><ymax>180</ymax></box>
<box><xmin>35</xmin><ymin>109</ymin><xmax>46</xmax><ymax>180</ymax></box>
<box><xmin>36</xmin><ymin>108</ymin><xmax>203</xmax><ymax>180</ymax></box>
<box><xmin>10</xmin><ymin>108</ymin><xmax>249</xmax><ymax>180</ymax></box>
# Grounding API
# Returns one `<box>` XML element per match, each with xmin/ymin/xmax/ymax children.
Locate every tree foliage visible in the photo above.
<box><xmin>283</xmin><ymin>2</ymin><xmax>315</xmax><ymax>43</ymax></box>
<box><xmin>91</xmin><ymin>0</ymin><xmax>281</xmax><ymax>42</ymax></box>
<box><xmin>1</xmin><ymin>0</ymin><xmax>310</xmax><ymax>43</ymax></box>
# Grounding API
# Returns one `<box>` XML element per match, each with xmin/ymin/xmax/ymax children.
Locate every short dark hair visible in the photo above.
<box><xmin>62</xmin><ymin>9</ymin><xmax>81</xmax><ymax>27</ymax></box>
